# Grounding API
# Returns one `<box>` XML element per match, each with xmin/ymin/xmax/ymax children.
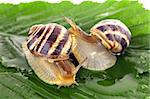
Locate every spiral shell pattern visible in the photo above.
<box><xmin>91</xmin><ymin>19</ymin><xmax>131</xmax><ymax>54</ymax></box>
<box><xmin>27</xmin><ymin>23</ymin><xmax>72</xmax><ymax>59</ymax></box>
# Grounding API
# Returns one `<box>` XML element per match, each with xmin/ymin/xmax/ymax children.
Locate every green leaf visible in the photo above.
<box><xmin>0</xmin><ymin>1</ymin><xmax>149</xmax><ymax>99</ymax></box>
<box><xmin>0</xmin><ymin>34</ymin><xmax>30</xmax><ymax>71</ymax></box>
<box><xmin>0</xmin><ymin>73</ymin><xmax>42</xmax><ymax>99</ymax></box>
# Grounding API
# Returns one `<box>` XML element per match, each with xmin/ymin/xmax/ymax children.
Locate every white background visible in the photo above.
<box><xmin>0</xmin><ymin>0</ymin><xmax>149</xmax><ymax>10</ymax></box>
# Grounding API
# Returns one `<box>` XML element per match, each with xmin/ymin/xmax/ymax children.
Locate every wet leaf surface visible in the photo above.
<box><xmin>0</xmin><ymin>1</ymin><xmax>149</xmax><ymax>99</ymax></box>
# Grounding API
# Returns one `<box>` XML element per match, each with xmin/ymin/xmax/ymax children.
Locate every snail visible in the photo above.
<box><xmin>22</xmin><ymin>23</ymin><xmax>82</xmax><ymax>86</ymax></box>
<box><xmin>65</xmin><ymin>17</ymin><xmax>131</xmax><ymax>70</ymax></box>
<box><xmin>65</xmin><ymin>17</ymin><xmax>117</xmax><ymax>71</ymax></box>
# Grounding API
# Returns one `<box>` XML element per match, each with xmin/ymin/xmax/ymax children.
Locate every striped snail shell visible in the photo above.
<box><xmin>90</xmin><ymin>19</ymin><xmax>131</xmax><ymax>55</ymax></box>
<box><xmin>22</xmin><ymin>23</ymin><xmax>80</xmax><ymax>86</ymax></box>
<box><xmin>27</xmin><ymin>23</ymin><xmax>72</xmax><ymax>60</ymax></box>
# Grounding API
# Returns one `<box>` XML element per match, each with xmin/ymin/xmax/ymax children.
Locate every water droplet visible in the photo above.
<box><xmin>141</xmin><ymin>85</ymin><xmax>148</xmax><ymax>90</ymax></box>
<box><xmin>145</xmin><ymin>96</ymin><xmax>150</xmax><ymax>99</ymax></box>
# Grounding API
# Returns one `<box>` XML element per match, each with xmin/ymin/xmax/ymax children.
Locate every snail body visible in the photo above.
<box><xmin>65</xmin><ymin>17</ymin><xmax>117</xmax><ymax>71</ymax></box>
<box><xmin>22</xmin><ymin>23</ymin><xmax>81</xmax><ymax>86</ymax></box>
<box><xmin>71</xmin><ymin>35</ymin><xmax>117</xmax><ymax>70</ymax></box>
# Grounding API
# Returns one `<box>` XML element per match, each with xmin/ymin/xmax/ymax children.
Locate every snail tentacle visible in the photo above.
<box><xmin>65</xmin><ymin>17</ymin><xmax>96</xmax><ymax>43</ymax></box>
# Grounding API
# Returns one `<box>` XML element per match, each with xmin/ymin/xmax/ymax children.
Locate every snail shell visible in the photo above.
<box><xmin>27</xmin><ymin>23</ymin><xmax>71</xmax><ymax>60</ymax></box>
<box><xmin>90</xmin><ymin>19</ymin><xmax>131</xmax><ymax>55</ymax></box>
<box><xmin>22</xmin><ymin>23</ymin><xmax>80</xmax><ymax>86</ymax></box>
<box><xmin>65</xmin><ymin>17</ymin><xmax>117</xmax><ymax>71</ymax></box>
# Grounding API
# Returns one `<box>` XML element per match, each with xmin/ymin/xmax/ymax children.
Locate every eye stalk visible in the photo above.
<box><xmin>64</xmin><ymin>17</ymin><xmax>97</xmax><ymax>43</ymax></box>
